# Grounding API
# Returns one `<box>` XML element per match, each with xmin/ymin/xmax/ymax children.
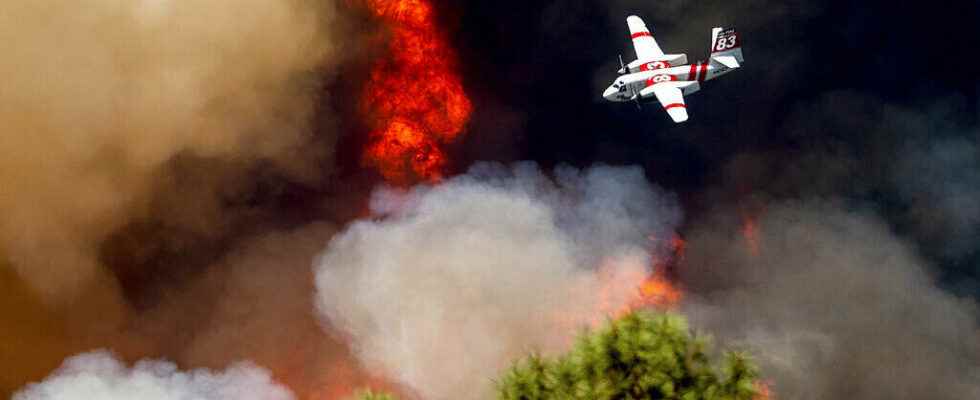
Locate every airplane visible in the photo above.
<box><xmin>602</xmin><ymin>15</ymin><xmax>744</xmax><ymax>123</ymax></box>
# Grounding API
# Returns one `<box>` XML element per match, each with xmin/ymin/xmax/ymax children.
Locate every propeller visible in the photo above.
<box><xmin>618</xmin><ymin>54</ymin><xmax>627</xmax><ymax>74</ymax></box>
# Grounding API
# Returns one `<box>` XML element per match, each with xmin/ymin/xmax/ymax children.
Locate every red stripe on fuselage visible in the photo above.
<box><xmin>664</xmin><ymin>103</ymin><xmax>686</xmax><ymax>110</ymax></box>
<box><xmin>698</xmin><ymin>62</ymin><xmax>708</xmax><ymax>82</ymax></box>
<box><xmin>688</xmin><ymin>64</ymin><xmax>697</xmax><ymax>81</ymax></box>
<box><xmin>631</xmin><ymin>31</ymin><xmax>652</xmax><ymax>39</ymax></box>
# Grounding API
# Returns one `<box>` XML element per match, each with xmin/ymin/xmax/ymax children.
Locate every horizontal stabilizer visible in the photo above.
<box><xmin>712</xmin><ymin>55</ymin><xmax>740</xmax><ymax>69</ymax></box>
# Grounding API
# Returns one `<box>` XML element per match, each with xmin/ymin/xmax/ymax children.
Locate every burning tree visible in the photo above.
<box><xmin>496</xmin><ymin>310</ymin><xmax>761</xmax><ymax>400</ymax></box>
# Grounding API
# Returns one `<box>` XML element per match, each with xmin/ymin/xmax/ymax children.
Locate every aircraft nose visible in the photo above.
<box><xmin>603</xmin><ymin>86</ymin><xmax>617</xmax><ymax>99</ymax></box>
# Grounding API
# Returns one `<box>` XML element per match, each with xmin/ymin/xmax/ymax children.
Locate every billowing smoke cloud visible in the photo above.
<box><xmin>13</xmin><ymin>351</ymin><xmax>294</xmax><ymax>400</ymax></box>
<box><xmin>680</xmin><ymin>202</ymin><xmax>980</xmax><ymax>400</ymax></box>
<box><xmin>314</xmin><ymin>163</ymin><xmax>681</xmax><ymax>400</ymax></box>
<box><xmin>0</xmin><ymin>0</ymin><xmax>341</xmax><ymax>304</ymax></box>
<box><xmin>0</xmin><ymin>0</ymin><xmax>351</xmax><ymax>394</ymax></box>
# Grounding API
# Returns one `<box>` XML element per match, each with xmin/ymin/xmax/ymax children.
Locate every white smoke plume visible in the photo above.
<box><xmin>313</xmin><ymin>162</ymin><xmax>682</xmax><ymax>400</ymax></box>
<box><xmin>13</xmin><ymin>351</ymin><xmax>294</xmax><ymax>400</ymax></box>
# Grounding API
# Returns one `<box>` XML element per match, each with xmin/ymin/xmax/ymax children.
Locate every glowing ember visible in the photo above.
<box><xmin>754</xmin><ymin>380</ymin><xmax>774</xmax><ymax>400</ymax></box>
<box><xmin>669</xmin><ymin>233</ymin><xmax>687</xmax><ymax>261</ymax></box>
<box><xmin>742</xmin><ymin>214</ymin><xmax>761</xmax><ymax>256</ymax></box>
<box><xmin>359</xmin><ymin>0</ymin><xmax>473</xmax><ymax>185</ymax></box>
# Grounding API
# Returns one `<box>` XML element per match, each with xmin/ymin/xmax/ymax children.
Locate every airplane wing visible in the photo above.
<box><xmin>640</xmin><ymin>83</ymin><xmax>689</xmax><ymax>123</ymax></box>
<box><xmin>627</xmin><ymin>15</ymin><xmax>664</xmax><ymax>61</ymax></box>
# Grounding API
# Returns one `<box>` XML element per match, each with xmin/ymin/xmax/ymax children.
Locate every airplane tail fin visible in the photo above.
<box><xmin>709</xmin><ymin>27</ymin><xmax>743</xmax><ymax>67</ymax></box>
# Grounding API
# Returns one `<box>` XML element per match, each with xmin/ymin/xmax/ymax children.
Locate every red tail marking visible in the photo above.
<box><xmin>664</xmin><ymin>103</ymin><xmax>686</xmax><ymax>110</ymax></box>
<box><xmin>631</xmin><ymin>31</ymin><xmax>652</xmax><ymax>39</ymax></box>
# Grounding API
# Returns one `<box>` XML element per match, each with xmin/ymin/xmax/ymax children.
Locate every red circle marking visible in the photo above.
<box><xmin>646</xmin><ymin>74</ymin><xmax>675</xmax><ymax>86</ymax></box>
<box><xmin>640</xmin><ymin>61</ymin><xmax>671</xmax><ymax>71</ymax></box>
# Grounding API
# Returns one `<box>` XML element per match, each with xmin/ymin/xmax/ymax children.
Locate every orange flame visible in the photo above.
<box><xmin>625</xmin><ymin>236</ymin><xmax>685</xmax><ymax>312</ymax></box>
<box><xmin>631</xmin><ymin>271</ymin><xmax>683</xmax><ymax>310</ymax></box>
<box><xmin>360</xmin><ymin>0</ymin><xmax>473</xmax><ymax>185</ymax></box>
<box><xmin>587</xmin><ymin>235</ymin><xmax>685</xmax><ymax>328</ymax></box>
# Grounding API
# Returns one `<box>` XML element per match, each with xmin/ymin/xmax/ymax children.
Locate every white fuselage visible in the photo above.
<box><xmin>602</xmin><ymin>60</ymin><xmax>736</xmax><ymax>102</ymax></box>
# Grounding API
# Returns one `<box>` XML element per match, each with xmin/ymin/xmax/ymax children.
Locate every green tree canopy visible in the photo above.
<box><xmin>496</xmin><ymin>310</ymin><xmax>761</xmax><ymax>400</ymax></box>
<box><xmin>354</xmin><ymin>389</ymin><xmax>399</xmax><ymax>400</ymax></box>
<box><xmin>353</xmin><ymin>311</ymin><xmax>764</xmax><ymax>400</ymax></box>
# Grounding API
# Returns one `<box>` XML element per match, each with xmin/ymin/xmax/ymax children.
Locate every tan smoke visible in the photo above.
<box><xmin>0</xmin><ymin>0</ymin><xmax>345</xmax><ymax>395</ymax></box>
<box><xmin>134</xmin><ymin>222</ymin><xmax>402</xmax><ymax>399</ymax></box>
<box><xmin>0</xmin><ymin>0</ymin><xmax>339</xmax><ymax>302</ymax></box>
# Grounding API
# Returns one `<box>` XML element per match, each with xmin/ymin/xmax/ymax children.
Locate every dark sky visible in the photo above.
<box><xmin>432</xmin><ymin>0</ymin><xmax>980</xmax><ymax>296</ymax></box>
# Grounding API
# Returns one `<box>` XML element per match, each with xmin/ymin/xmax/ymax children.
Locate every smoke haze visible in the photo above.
<box><xmin>314</xmin><ymin>163</ymin><xmax>681</xmax><ymax>400</ymax></box>
<box><xmin>680</xmin><ymin>202</ymin><xmax>980</xmax><ymax>400</ymax></box>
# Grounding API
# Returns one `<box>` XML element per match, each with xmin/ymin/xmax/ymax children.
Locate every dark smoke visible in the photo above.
<box><xmin>713</xmin><ymin>92</ymin><xmax>980</xmax><ymax>295</ymax></box>
<box><xmin>680</xmin><ymin>202</ymin><xmax>980</xmax><ymax>400</ymax></box>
